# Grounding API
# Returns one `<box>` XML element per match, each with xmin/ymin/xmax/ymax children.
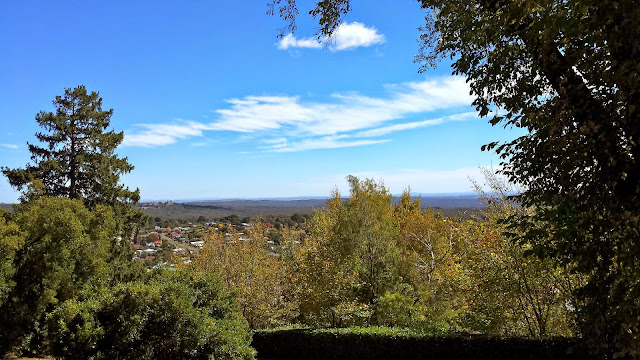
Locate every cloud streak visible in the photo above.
<box><xmin>265</xmin><ymin>136</ymin><xmax>390</xmax><ymax>153</ymax></box>
<box><xmin>122</xmin><ymin>76</ymin><xmax>477</xmax><ymax>151</ymax></box>
<box><xmin>277</xmin><ymin>22</ymin><xmax>385</xmax><ymax>51</ymax></box>
<box><xmin>122</xmin><ymin>121</ymin><xmax>206</xmax><ymax>147</ymax></box>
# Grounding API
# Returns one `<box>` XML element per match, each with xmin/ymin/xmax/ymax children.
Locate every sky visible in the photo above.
<box><xmin>0</xmin><ymin>1</ymin><xmax>523</xmax><ymax>203</ymax></box>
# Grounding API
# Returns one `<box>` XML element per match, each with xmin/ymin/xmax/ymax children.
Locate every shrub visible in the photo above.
<box><xmin>375</xmin><ymin>292</ymin><xmax>417</xmax><ymax>327</ymax></box>
<box><xmin>333</xmin><ymin>301</ymin><xmax>372</xmax><ymax>327</ymax></box>
<box><xmin>47</xmin><ymin>270</ymin><xmax>255</xmax><ymax>360</ymax></box>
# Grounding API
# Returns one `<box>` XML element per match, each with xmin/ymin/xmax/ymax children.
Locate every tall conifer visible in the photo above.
<box><xmin>3</xmin><ymin>85</ymin><xmax>139</xmax><ymax>208</ymax></box>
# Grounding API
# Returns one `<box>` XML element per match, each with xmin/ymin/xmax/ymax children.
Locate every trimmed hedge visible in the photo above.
<box><xmin>252</xmin><ymin>328</ymin><xmax>590</xmax><ymax>360</ymax></box>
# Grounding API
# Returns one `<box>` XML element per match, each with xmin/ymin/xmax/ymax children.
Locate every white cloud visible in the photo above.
<box><xmin>211</xmin><ymin>95</ymin><xmax>314</xmax><ymax>132</ymax></box>
<box><xmin>123</xmin><ymin>76</ymin><xmax>477</xmax><ymax>150</ymax></box>
<box><xmin>276</xmin><ymin>22</ymin><xmax>385</xmax><ymax>51</ymax></box>
<box><xmin>277</xmin><ymin>33</ymin><xmax>322</xmax><ymax>50</ymax></box>
<box><xmin>213</xmin><ymin>77</ymin><xmax>473</xmax><ymax>137</ymax></box>
<box><xmin>122</xmin><ymin>121</ymin><xmax>206</xmax><ymax>147</ymax></box>
<box><xmin>0</xmin><ymin>144</ymin><xmax>18</xmax><ymax>149</ymax></box>
<box><xmin>329</xmin><ymin>22</ymin><xmax>386</xmax><ymax>51</ymax></box>
<box><xmin>354</xmin><ymin>118</ymin><xmax>444</xmax><ymax>138</ymax></box>
<box><xmin>265</xmin><ymin>136</ymin><xmax>390</xmax><ymax>153</ymax></box>
<box><xmin>447</xmin><ymin>111</ymin><xmax>479</xmax><ymax>121</ymax></box>
<box><xmin>353</xmin><ymin>112</ymin><xmax>478</xmax><ymax>138</ymax></box>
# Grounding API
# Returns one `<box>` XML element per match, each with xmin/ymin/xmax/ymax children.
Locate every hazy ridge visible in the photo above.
<box><xmin>135</xmin><ymin>194</ymin><xmax>485</xmax><ymax>219</ymax></box>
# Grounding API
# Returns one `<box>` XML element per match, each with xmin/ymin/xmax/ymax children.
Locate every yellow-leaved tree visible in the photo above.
<box><xmin>191</xmin><ymin>222</ymin><xmax>298</xmax><ymax>329</ymax></box>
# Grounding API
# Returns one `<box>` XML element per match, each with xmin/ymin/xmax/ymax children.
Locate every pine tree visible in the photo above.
<box><xmin>2</xmin><ymin>85</ymin><xmax>139</xmax><ymax>208</ymax></box>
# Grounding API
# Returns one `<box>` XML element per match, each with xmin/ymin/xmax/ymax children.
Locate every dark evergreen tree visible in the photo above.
<box><xmin>3</xmin><ymin>86</ymin><xmax>145</xmax><ymax>258</ymax></box>
<box><xmin>2</xmin><ymin>85</ymin><xmax>139</xmax><ymax>208</ymax></box>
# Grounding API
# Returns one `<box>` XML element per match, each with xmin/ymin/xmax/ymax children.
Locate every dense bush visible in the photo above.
<box><xmin>0</xmin><ymin>195</ymin><xmax>118</xmax><ymax>355</ymax></box>
<box><xmin>47</xmin><ymin>270</ymin><xmax>255</xmax><ymax>360</ymax></box>
<box><xmin>375</xmin><ymin>292</ymin><xmax>419</xmax><ymax>327</ymax></box>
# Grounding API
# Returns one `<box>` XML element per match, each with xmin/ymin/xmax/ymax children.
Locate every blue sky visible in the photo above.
<box><xmin>0</xmin><ymin>1</ymin><xmax>523</xmax><ymax>202</ymax></box>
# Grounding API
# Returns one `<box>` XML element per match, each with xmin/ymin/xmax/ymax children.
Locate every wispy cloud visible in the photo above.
<box><xmin>1</xmin><ymin>144</ymin><xmax>18</xmax><ymax>149</ymax></box>
<box><xmin>122</xmin><ymin>121</ymin><xmax>206</xmax><ymax>147</ymax></box>
<box><xmin>123</xmin><ymin>76</ymin><xmax>477</xmax><ymax>150</ymax></box>
<box><xmin>265</xmin><ymin>136</ymin><xmax>390</xmax><ymax>153</ymax></box>
<box><xmin>277</xmin><ymin>33</ymin><xmax>323</xmax><ymax>50</ymax></box>
<box><xmin>353</xmin><ymin>118</ymin><xmax>444</xmax><ymax>138</ymax></box>
<box><xmin>277</xmin><ymin>22</ymin><xmax>385</xmax><ymax>51</ymax></box>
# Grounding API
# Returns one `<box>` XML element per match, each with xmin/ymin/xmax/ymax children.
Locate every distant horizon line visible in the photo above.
<box><xmin>139</xmin><ymin>191</ymin><xmax>479</xmax><ymax>203</ymax></box>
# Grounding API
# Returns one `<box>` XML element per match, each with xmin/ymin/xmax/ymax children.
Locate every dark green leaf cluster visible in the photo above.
<box><xmin>47</xmin><ymin>270</ymin><xmax>255</xmax><ymax>360</ymax></box>
<box><xmin>0</xmin><ymin>196</ymin><xmax>117</xmax><ymax>354</ymax></box>
<box><xmin>416</xmin><ymin>1</ymin><xmax>640</xmax><ymax>356</ymax></box>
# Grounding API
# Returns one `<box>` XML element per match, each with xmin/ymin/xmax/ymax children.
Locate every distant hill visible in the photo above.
<box><xmin>2</xmin><ymin>195</ymin><xmax>485</xmax><ymax>220</ymax></box>
<box><xmin>137</xmin><ymin>194</ymin><xmax>485</xmax><ymax>220</ymax></box>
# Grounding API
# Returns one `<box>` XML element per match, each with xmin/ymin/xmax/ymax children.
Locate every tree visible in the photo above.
<box><xmin>192</xmin><ymin>224</ymin><xmax>298</xmax><ymax>329</ymax></box>
<box><xmin>294</xmin><ymin>177</ymin><xmax>403</xmax><ymax>326</ymax></box>
<box><xmin>416</xmin><ymin>1</ymin><xmax>640</xmax><ymax>356</ymax></box>
<box><xmin>271</xmin><ymin>1</ymin><xmax>640</xmax><ymax>356</ymax></box>
<box><xmin>462</xmin><ymin>169</ymin><xmax>580</xmax><ymax>337</ymax></box>
<box><xmin>338</xmin><ymin>176</ymin><xmax>401</xmax><ymax>305</ymax></box>
<box><xmin>2</xmin><ymin>85</ymin><xmax>139</xmax><ymax>208</ymax></box>
<box><xmin>393</xmin><ymin>191</ymin><xmax>468</xmax><ymax>330</ymax></box>
<box><xmin>3</xmin><ymin>86</ymin><xmax>145</xmax><ymax>270</ymax></box>
<box><xmin>293</xmin><ymin>198</ymin><xmax>360</xmax><ymax>326</ymax></box>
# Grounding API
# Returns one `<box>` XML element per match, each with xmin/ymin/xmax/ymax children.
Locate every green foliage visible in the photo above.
<box><xmin>286</xmin><ymin>174</ymin><xmax>578</xmax><ymax>336</ymax></box>
<box><xmin>416</xmin><ymin>1</ymin><xmax>640</xmax><ymax>356</ymax></box>
<box><xmin>45</xmin><ymin>297</ymin><xmax>104</xmax><ymax>359</ymax></box>
<box><xmin>1</xmin><ymin>85</ymin><xmax>147</xmax><ymax>269</ymax></box>
<box><xmin>47</xmin><ymin>270</ymin><xmax>255</xmax><ymax>360</ymax></box>
<box><xmin>332</xmin><ymin>301</ymin><xmax>372</xmax><ymax>327</ymax></box>
<box><xmin>375</xmin><ymin>292</ymin><xmax>419</xmax><ymax>328</ymax></box>
<box><xmin>453</xmin><ymin>169</ymin><xmax>580</xmax><ymax>337</ymax></box>
<box><xmin>0</xmin><ymin>213</ymin><xmax>21</xmax><ymax>307</ymax></box>
<box><xmin>0</xmin><ymin>196</ymin><xmax>116</xmax><ymax>355</ymax></box>
<box><xmin>338</xmin><ymin>176</ymin><xmax>401</xmax><ymax>304</ymax></box>
<box><xmin>294</xmin><ymin>176</ymin><xmax>403</xmax><ymax>326</ymax></box>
